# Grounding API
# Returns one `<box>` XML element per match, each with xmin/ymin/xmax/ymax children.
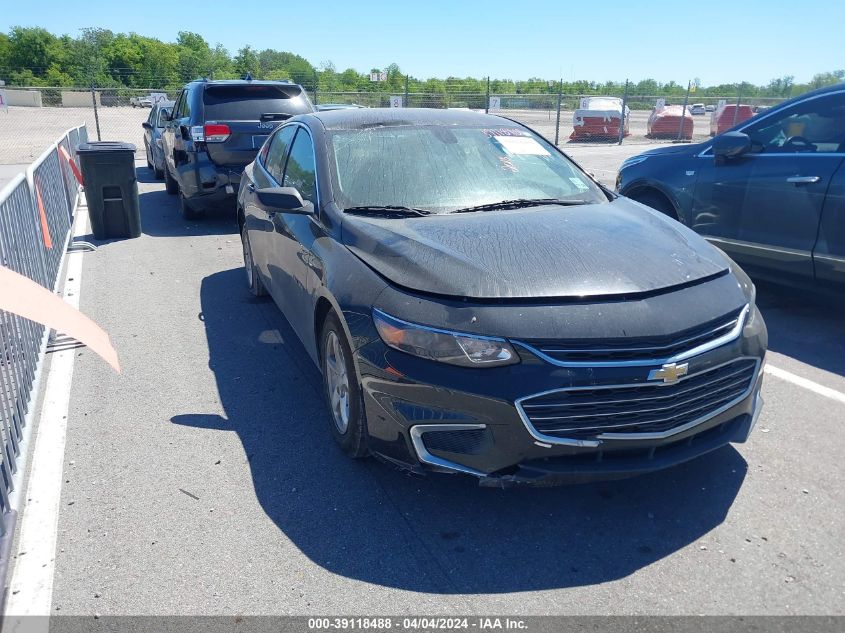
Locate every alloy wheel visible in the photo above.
<box><xmin>242</xmin><ymin>229</ymin><xmax>254</xmax><ymax>288</ymax></box>
<box><xmin>324</xmin><ymin>331</ymin><xmax>350</xmax><ymax>434</ymax></box>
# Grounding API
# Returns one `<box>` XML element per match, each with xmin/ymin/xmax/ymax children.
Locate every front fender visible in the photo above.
<box><xmin>308</xmin><ymin>236</ymin><xmax>389</xmax><ymax>366</ymax></box>
<box><xmin>620</xmin><ymin>177</ymin><xmax>692</xmax><ymax>226</ymax></box>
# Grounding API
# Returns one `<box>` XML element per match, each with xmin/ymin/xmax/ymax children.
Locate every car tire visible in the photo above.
<box><xmin>180</xmin><ymin>194</ymin><xmax>202</xmax><ymax>220</ymax></box>
<box><xmin>164</xmin><ymin>163</ymin><xmax>178</xmax><ymax>195</ymax></box>
<box><xmin>154</xmin><ymin>164</ymin><xmax>164</xmax><ymax>180</ymax></box>
<box><xmin>630</xmin><ymin>189</ymin><xmax>678</xmax><ymax>221</ymax></box>
<box><xmin>240</xmin><ymin>225</ymin><xmax>266</xmax><ymax>297</ymax></box>
<box><xmin>320</xmin><ymin>312</ymin><xmax>369</xmax><ymax>459</ymax></box>
<box><xmin>145</xmin><ymin>142</ymin><xmax>153</xmax><ymax>170</ymax></box>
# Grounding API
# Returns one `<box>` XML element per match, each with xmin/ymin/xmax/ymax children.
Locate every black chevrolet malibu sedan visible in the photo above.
<box><xmin>237</xmin><ymin>108</ymin><xmax>767</xmax><ymax>486</ymax></box>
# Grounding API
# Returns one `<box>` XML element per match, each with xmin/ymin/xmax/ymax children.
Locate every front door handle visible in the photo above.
<box><xmin>787</xmin><ymin>176</ymin><xmax>820</xmax><ymax>185</ymax></box>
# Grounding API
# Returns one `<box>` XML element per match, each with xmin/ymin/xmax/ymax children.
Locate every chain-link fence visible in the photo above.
<box><xmin>0</xmin><ymin>82</ymin><xmax>791</xmax><ymax>166</ymax></box>
<box><xmin>0</xmin><ymin>87</ymin><xmax>168</xmax><ymax>164</ymax></box>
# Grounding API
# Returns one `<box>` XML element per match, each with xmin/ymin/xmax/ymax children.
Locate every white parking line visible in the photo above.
<box><xmin>765</xmin><ymin>364</ymin><xmax>845</xmax><ymax>405</ymax></box>
<box><xmin>4</xmin><ymin>210</ymin><xmax>89</xmax><ymax>618</ymax></box>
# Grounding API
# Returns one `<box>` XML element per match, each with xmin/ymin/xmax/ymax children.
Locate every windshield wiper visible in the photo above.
<box><xmin>343</xmin><ymin>205</ymin><xmax>431</xmax><ymax>218</ymax></box>
<box><xmin>451</xmin><ymin>198</ymin><xmax>589</xmax><ymax>214</ymax></box>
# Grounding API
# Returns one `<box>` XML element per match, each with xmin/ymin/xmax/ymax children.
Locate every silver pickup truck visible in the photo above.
<box><xmin>130</xmin><ymin>96</ymin><xmax>152</xmax><ymax>108</ymax></box>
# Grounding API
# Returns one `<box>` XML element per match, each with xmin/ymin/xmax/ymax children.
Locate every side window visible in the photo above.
<box><xmin>263</xmin><ymin>126</ymin><xmax>297</xmax><ymax>182</ymax></box>
<box><xmin>173</xmin><ymin>91</ymin><xmax>185</xmax><ymax>119</ymax></box>
<box><xmin>158</xmin><ymin>107</ymin><xmax>171</xmax><ymax>128</ymax></box>
<box><xmin>746</xmin><ymin>93</ymin><xmax>845</xmax><ymax>153</ymax></box>
<box><xmin>181</xmin><ymin>89</ymin><xmax>192</xmax><ymax>119</ymax></box>
<box><xmin>283</xmin><ymin>129</ymin><xmax>317</xmax><ymax>205</ymax></box>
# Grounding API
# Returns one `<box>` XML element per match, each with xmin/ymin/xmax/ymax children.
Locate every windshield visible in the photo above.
<box><xmin>329</xmin><ymin>125</ymin><xmax>608</xmax><ymax>213</ymax></box>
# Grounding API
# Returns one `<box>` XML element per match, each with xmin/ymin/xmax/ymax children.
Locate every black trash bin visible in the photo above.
<box><xmin>77</xmin><ymin>141</ymin><xmax>141</xmax><ymax>239</ymax></box>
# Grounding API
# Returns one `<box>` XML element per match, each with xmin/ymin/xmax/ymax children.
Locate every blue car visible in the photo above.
<box><xmin>142</xmin><ymin>100</ymin><xmax>174</xmax><ymax>179</ymax></box>
<box><xmin>617</xmin><ymin>83</ymin><xmax>845</xmax><ymax>291</ymax></box>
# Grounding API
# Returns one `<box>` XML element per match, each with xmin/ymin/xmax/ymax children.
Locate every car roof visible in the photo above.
<box><xmin>187</xmin><ymin>79</ymin><xmax>300</xmax><ymax>88</ymax></box>
<box><xmin>306</xmin><ymin>107</ymin><xmax>522</xmax><ymax>131</ymax></box>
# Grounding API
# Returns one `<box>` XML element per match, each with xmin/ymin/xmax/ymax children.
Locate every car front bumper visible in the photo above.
<box><xmin>354</xmin><ymin>305</ymin><xmax>767</xmax><ymax>486</ymax></box>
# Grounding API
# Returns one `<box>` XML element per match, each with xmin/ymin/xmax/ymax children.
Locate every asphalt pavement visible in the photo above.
<box><xmin>33</xmin><ymin>162</ymin><xmax>845</xmax><ymax>615</ymax></box>
<box><xmin>0</xmin><ymin>164</ymin><xmax>27</xmax><ymax>190</ymax></box>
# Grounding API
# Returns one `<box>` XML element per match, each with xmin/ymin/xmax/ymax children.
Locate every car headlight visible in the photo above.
<box><xmin>373</xmin><ymin>309</ymin><xmax>518</xmax><ymax>368</ymax></box>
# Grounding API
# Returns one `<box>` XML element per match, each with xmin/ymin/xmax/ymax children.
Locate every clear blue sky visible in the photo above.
<box><xmin>2</xmin><ymin>0</ymin><xmax>840</xmax><ymax>85</ymax></box>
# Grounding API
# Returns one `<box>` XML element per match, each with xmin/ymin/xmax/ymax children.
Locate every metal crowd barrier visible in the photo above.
<box><xmin>0</xmin><ymin>124</ymin><xmax>87</xmax><ymax>540</ymax></box>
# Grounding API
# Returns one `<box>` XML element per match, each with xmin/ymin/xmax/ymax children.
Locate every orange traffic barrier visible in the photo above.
<box><xmin>58</xmin><ymin>144</ymin><xmax>84</xmax><ymax>185</ymax></box>
<box><xmin>34</xmin><ymin>182</ymin><xmax>53</xmax><ymax>249</ymax></box>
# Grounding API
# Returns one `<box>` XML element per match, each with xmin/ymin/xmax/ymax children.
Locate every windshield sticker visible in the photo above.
<box><xmin>568</xmin><ymin>177</ymin><xmax>589</xmax><ymax>191</ymax></box>
<box><xmin>494</xmin><ymin>135</ymin><xmax>550</xmax><ymax>156</ymax></box>
<box><xmin>482</xmin><ymin>128</ymin><xmax>530</xmax><ymax>138</ymax></box>
<box><xmin>499</xmin><ymin>156</ymin><xmax>518</xmax><ymax>173</ymax></box>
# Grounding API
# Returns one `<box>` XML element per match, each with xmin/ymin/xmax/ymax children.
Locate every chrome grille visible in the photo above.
<box><xmin>517</xmin><ymin>358</ymin><xmax>758</xmax><ymax>442</ymax></box>
<box><xmin>520</xmin><ymin>307</ymin><xmax>745</xmax><ymax>364</ymax></box>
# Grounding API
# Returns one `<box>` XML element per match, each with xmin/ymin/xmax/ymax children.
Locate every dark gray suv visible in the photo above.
<box><xmin>161</xmin><ymin>79</ymin><xmax>314</xmax><ymax>218</ymax></box>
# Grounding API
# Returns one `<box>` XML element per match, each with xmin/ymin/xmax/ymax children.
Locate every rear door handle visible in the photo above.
<box><xmin>787</xmin><ymin>176</ymin><xmax>820</xmax><ymax>185</ymax></box>
<box><xmin>247</xmin><ymin>183</ymin><xmax>255</xmax><ymax>192</ymax></box>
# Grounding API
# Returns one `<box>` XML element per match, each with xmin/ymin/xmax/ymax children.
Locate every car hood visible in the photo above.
<box><xmin>640</xmin><ymin>142</ymin><xmax>706</xmax><ymax>157</ymax></box>
<box><xmin>341</xmin><ymin>198</ymin><xmax>729</xmax><ymax>300</ymax></box>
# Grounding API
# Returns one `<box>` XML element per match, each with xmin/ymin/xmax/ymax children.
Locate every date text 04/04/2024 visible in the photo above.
<box><xmin>307</xmin><ymin>617</ymin><xmax>528</xmax><ymax>630</ymax></box>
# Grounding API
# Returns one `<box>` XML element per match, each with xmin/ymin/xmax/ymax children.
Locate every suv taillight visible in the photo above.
<box><xmin>204</xmin><ymin>123</ymin><xmax>231</xmax><ymax>142</ymax></box>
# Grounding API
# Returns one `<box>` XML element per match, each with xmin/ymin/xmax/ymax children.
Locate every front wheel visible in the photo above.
<box><xmin>320</xmin><ymin>313</ymin><xmax>368</xmax><ymax>458</ymax></box>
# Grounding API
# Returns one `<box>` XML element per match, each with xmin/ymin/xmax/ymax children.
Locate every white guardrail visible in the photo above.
<box><xmin>0</xmin><ymin>124</ymin><xmax>88</xmax><ymax>556</ymax></box>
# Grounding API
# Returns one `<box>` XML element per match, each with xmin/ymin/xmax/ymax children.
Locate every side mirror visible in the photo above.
<box><xmin>255</xmin><ymin>186</ymin><xmax>313</xmax><ymax>215</ymax></box>
<box><xmin>141</xmin><ymin>121</ymin><xmax>152</xmax><ymax>130</ymax></box>
<box><xmin>713</xmin><ymin>131</ymin><xmax>751</xmax><ymax>163</ymax></box>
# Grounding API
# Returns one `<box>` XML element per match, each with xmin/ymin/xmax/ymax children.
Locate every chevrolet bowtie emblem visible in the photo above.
<box><xmin>648</xmin><ymin>362</ymin><xmax>689</xmax><ymax>383</ymax></box>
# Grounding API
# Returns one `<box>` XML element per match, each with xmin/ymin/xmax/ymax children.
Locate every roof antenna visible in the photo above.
<box><xmin>243</xmin><ymin>72</ymin><xmax>253</xmax><ymax>81</ymax></box>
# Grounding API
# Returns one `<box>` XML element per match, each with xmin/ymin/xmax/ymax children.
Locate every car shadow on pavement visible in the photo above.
<box><xmin>138</xmin><ymin>186</ymin><xmax>238</xmax><ymax>237</ymax></box>
<box><xmin>135</xmin><ymin>165</ymin><xmax>160</xmax><ymax>184</ymax></box>
<box><xmin>171</xmin><ymin>267</ymin><xmax>748</xmax><ymax>594</ymax></box>
<box><xmin>756</xmin><ymin>282</ymin><xmax>845</xmax><ymax>377</ymax></box>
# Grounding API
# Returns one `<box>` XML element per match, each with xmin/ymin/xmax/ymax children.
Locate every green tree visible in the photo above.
<box><xmin>234</xmin><ymin>45</ymin><xmax>259</xmax><ymax>78</ymax></box>
<box><xmin>766</xmin><ymin>75</ymin><xmax>794</xmax><ymax>97</ymax></box>
<box><xmin>176</xmin><ymin>31</ymin><xmax>213</xmax><ymax>82</ymax></box>
<box><xmin>0</xmin><ymin>32</ymin><xmax>11</xmax><ymax>75</ymax></box>
<box><xmin>74</xmin><ymin>28</ymin><xmax>115</xmax><ymax>85</ymax></box>
<box><xmin>808</xmin><ymin>70</ymin><xmax>845</xmax><ymax>89</ymax></box>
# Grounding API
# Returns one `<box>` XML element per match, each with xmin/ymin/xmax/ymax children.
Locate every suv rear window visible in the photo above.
<box><xmin>202</xmin><ymin>84</ymin><xmax>313</xmax><ymax>120</ymax></box>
